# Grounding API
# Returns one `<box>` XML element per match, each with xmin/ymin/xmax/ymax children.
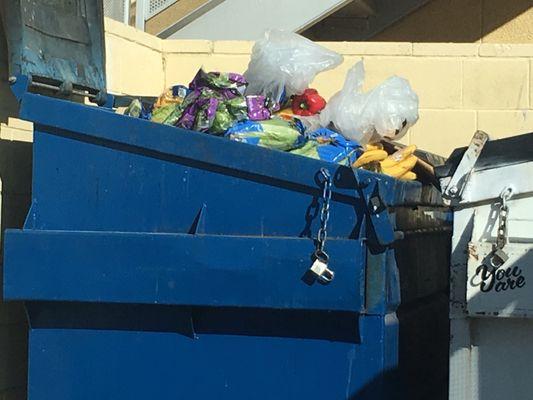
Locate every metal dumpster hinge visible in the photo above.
<box><xmin>360</xmin><ymin>177</ymin><xmax>395</xmax><ymax>247</ymax></box>
<box><xmin>441</xmin><ymin>130</ymin><xmax>489</xmax><ymax>202</ymax></box>
<box><xmin>307</xmin><ymin>168</ymin><xmax>335</xmax><ymax>284</ymax></box>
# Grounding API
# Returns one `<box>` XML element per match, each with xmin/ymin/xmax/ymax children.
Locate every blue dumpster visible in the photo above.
<box><xmin>1</xmin><ymin>2</ymin><xmax>451</xmax><ymax>399</ymax></box>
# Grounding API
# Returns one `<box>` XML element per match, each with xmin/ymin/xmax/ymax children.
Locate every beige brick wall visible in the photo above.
<box><xmin>100</xmin><ymin>19</ymin><xmax>533</xmax><ymax>156</ymax></box>
<box><xmin>103</xmin><ymin>18</ymin><xmax>533</xmax><ymax>156</ymax></box>
<box><xmin>2</xmin><ymin>18</ymin><xmax>532</xmax><ymax>156</ymax></box>
<box><xmin>149</xmin><ymin>32</ymin><xmax>533</xmax><ymax>156</ymax></box>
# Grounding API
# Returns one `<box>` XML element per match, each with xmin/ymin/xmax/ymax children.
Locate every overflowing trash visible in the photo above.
<box><xmin>244</xmin><ymin>29</ymin><xmax>343</xmax><ymax>106</ymax></box>
<box><xmin>319</xmin><ymin>60</ymin><xmax>419</xmax><ymax>144</ymax></box>
<box><xmin>354</xmin><ymin>143</ymin><xmax>418</xmax><ymax>180</ymax></box>
<box><xmin>123</xmin><ymin>30</ymin><xmax>428</xmax><ymax>181</ymax></box>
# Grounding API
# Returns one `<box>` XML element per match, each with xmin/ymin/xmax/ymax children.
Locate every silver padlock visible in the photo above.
<box><xmin>490</xmin><ymin>248</ymin><xmax>509</xmax><ymax>268</ymax></box>
<box><xmin>309</xmin><ymin>257</ymin><xmax>335</xmax><ymax>284</ymax></box>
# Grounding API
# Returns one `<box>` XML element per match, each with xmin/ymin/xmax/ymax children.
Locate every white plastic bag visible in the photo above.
<box><xmin>320</xmin><ymin>60</ymin><xmax>419</xmax><ymax>144</ymax></box>
<box><xmin>244</xmin><ymin>30</ymin><xmax>343</xmax><ymax>103</ymax></box>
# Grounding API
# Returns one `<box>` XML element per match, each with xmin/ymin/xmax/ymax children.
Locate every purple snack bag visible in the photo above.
<box><xmin>246</xmin><ymin>95</ymin><xmax>271</xmax><ymax>121</ymax></box>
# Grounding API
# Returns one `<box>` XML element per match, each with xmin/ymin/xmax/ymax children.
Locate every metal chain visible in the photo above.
<box><xmin>316</xmin><ymin>168</ymin><xmax>332</xmax><ymax>260</ymax></box>
<box><xmin>496</xmin><ymin>186</ymin><xmax>513</xmax><ymax>250</ymax></box>
<box><xmin>496</xmin><ymin>204</ymin><xmax>508</xmax><ymax>250</ymax></box>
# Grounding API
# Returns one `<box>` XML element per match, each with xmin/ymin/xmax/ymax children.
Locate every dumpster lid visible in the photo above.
<box><xmin>1</xmin><ymin>0</ymin><xmax>106</xmax><ymax>95</ymax></box>
<box><xmin>437</xmin><ymin>131</ymin><xmax>533</xmax><ymax>179</ymax></box>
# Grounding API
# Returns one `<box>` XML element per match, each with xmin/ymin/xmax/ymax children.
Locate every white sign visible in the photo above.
<box><xmin>467</xmin><ymin>242</ymin><xmax>533</xmax><ymax>318</ymax></box>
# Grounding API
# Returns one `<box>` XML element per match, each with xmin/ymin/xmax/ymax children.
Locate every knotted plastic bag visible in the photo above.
<box><xmin>320</xmin><ymin>60</ymin><xmax>419</xmax><ymax>144</ymax></box>
<box><xmin>244</xmin><ymin>30</ymin><xmax>343</xmax><ymax>104</ymax></box>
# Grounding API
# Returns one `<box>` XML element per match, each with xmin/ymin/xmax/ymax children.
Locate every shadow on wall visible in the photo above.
<box><xmin>0</xmin><ymin>14</ymin><xmax>32</xmax><ymax>392</ymax></box>
<box><xmin>348</xmin><ymin>366</ymin><xmax>445</xmax><ymax>400</ymax></box>
<box><xmin>0</xmin><ymin>10</ymin><xmax>19</xmax><ymax>125</ymax></box>
<box><xmin>0</xmin><ymin>139</ymin><xmax>32</xmax><ymax>400</ymax></box>
<box><xmin>303</xmin><ymin>0</ymin><xmax>533</xmax><ymax>43</ymax></box>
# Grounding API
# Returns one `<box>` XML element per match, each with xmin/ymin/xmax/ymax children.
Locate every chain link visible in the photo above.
<box><xmin>316</xmin><ymin>168</ymin><xmax>332</xmax><ymax>260</ymax></box>
<box><xmin>496</xmin><ymin>204</ymin><xmax>508</xmax><ymax>250</ymax></box>
<box><xmin>496</xmin><ymin>186</ymin><xmax>513</xmax><ymax>250</ymax></box>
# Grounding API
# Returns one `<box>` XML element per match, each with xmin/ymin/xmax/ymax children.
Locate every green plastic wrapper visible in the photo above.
<box><xmin>289</xmin><ymin>141</ymin><xmax>320</xmax><ymax>159</ymax></box>
<box><xmin>226</xmin><ymin>119</ymin><xmax>304</xmax><ymax>151</ymax></box>
<box><xmin>151</xmin><ymin>104</ymin><xmax>181</xmax><ymax>125</ymax></box>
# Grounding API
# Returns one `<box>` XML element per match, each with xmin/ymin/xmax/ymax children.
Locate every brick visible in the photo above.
<box><xmin>6</xmin><ymin>119</ymin><xmax>31</xmax><ymax>132</ymax></box>
<box><xmin>310</xmin><ymin>56</ymin><xmax>362</xmax><ymax>100</ymax></box>
<box><xmin>164</xmin><ymin>54</ymin><xmax>212</xmax><ymax>87</ymax></box>
<box><xmin>321</xmin><ymin>42</ymin><xmax>412</xmax><ymax>56</ymax></box>
<box><xmin>105</xmin><ymin>34</ymin><xmax>165</xmax><ymax>96</ymax></box>
<box><xmin>0</xmin><ymin>324</ymin><xmax>28</xmax><ymax>390</ymax></box>
<box><xmin>0</xmin><ymin>303</ymin><xmax>26</xmax><ymax>326</ymax></box>
<box><xmin>479</xmin><ymin>44</ymin><xmax>533</xmax><ymax>57</ymax></box>
<box><xmin>0</xmin><ymin>126</ymin><xmax>32</xmax><ymax>143</ymax></box>
<box><xmin>362</xmin><ymin>57</ymin><xmax>463</xmax><ymax>109</ymax></box>
<box><xmin>104</xmin><ymin>17</ymin><xmax>162</xmax><ymax>52</ymax></box>
<box><xmin>413</xmin><ymin>43</ymin><xmax>479</xmax><ymax>57</ymax></box>
<box><xmin>165</xmin><ymin>54</ymin><xmax>250</xmax><ymax>88</ymax></box>
<box><xmin>477</xmin><ymin>110</ymin><xmax>533</xmax><ymax>139</ymax></box>
<box><xmin>162</xmin><ymin>40</ymin><xmax>213</xmax><ymax>54</ymax></box>
<box><xmin>199</xmin><ymin>55</ymin><xmax>250</xmax><ymax>75</ymax></box>
<box><xmin>212</xmin><ymin>41</ymin><xmax>253</xmax><ymax>55</ymax></box>
<box><xmin>463</xmin><ymin>59</ymin><xmax>529</xmax><ymax>109</ymax></box>
<box><xmin>409</xmin><ymin>110</ymin><xmax>477</xmax><ymax>157</ymax></box>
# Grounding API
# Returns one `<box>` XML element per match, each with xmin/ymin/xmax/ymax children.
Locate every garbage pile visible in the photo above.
<box><xmin>124</xmin><ymin>30</ymin><xmax>424</xmax><ymax>181</ymax></box>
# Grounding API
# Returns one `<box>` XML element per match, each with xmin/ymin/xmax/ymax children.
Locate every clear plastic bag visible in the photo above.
<box><xmin>320</xmin><ymin>60</ymin><xmax>419</xmax><ymax>144</ymax></box>
<box><xmin>244</xmin><ymin>30</ymin><xmax>343</xmax><ymax>104</ymax></box>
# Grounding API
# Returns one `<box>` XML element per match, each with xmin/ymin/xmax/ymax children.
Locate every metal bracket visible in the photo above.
<box><xmin>359</xmin><ymin>175</ymin><xmax>395</xmax><ymax>247</ymax></box>
<box><xmin>441</xmin><ymin>130</ymin><xmax>489</xmax><ymax>202</ymax></box>
<box><xmin>9</xmin><ymin>74</ymin><xmax>111</xmax><ymax>106</ymax></box>
<box><xmin>9</xmin><ymin>74</ymin><xmax>31</xmax><ymax>102</ymax></box>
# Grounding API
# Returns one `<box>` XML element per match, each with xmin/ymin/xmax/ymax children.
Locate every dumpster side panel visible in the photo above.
<box><xmin>27</xmin><ymin>314</ymin><xmax>398</xmax><ymax>400</ymax></box>
<box><xmin>469</xmin><ymin>318</ymin><xmax>533</xmax><ymax>400</ymax></box>
<box><xmin>28</xmin><ymin>129</ymin><xmax>364</xmax><ymax>238</ymax></box>
<box><xmin>0</xmin><ymin>93</ymin><xmax>450</xmax><ymax>400</ymax></box>
<box><xmin>448</xmin><ymin>151</ymin><xmax>533</xmax><ymax>400</ymax></box>
<box><xmin>4</xmin><ymin>231</ymin><xmax>366</xmax><ymax>312</ymax></box>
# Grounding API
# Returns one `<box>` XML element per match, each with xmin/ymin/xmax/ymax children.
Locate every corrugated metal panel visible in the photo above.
<box><xmin>147</xmin><ymin>0</ymin><xmax>176</xmax><ymax>18</ymax></box>
<box><xmin>103</xmin><ymin>0</ymin><xmax>127</xmax><ymax>22</ymax></box>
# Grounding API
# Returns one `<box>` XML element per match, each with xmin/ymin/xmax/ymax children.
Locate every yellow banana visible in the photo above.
<box><xmin>380</xmin><ymin>154</ymin><xmax>418</xmax><ymax>178</ymax></box>
<box><xmin>381</xmin><ymin>145</ymin><xmax>417</xmax><ymax>168</ymax></box>
<box><xmin>364</xmin><ymin>143</ymin><xmax>383</xmax><ymax>151</ymax></box>
<box><xmin>353</xmin><ymin>149</ymin><xmax>388</xmax><ymax>168</ymax></box>
<box><xmin>398</xmin><ymin>171</ymin><xmax>417</xmax><ymax>181</ymax></box>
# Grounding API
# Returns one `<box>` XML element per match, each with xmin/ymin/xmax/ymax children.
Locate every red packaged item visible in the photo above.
<box><xmin>291</xmin><ymin>88</ymin><xmax>326</xmax><ymax>116</ymax></box>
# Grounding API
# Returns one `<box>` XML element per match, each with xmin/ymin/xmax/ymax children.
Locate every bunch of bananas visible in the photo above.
<box><xmin>353</xmin><ymin>143</ymin><xmax>418</xmax><ymax>180</ymax></box>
